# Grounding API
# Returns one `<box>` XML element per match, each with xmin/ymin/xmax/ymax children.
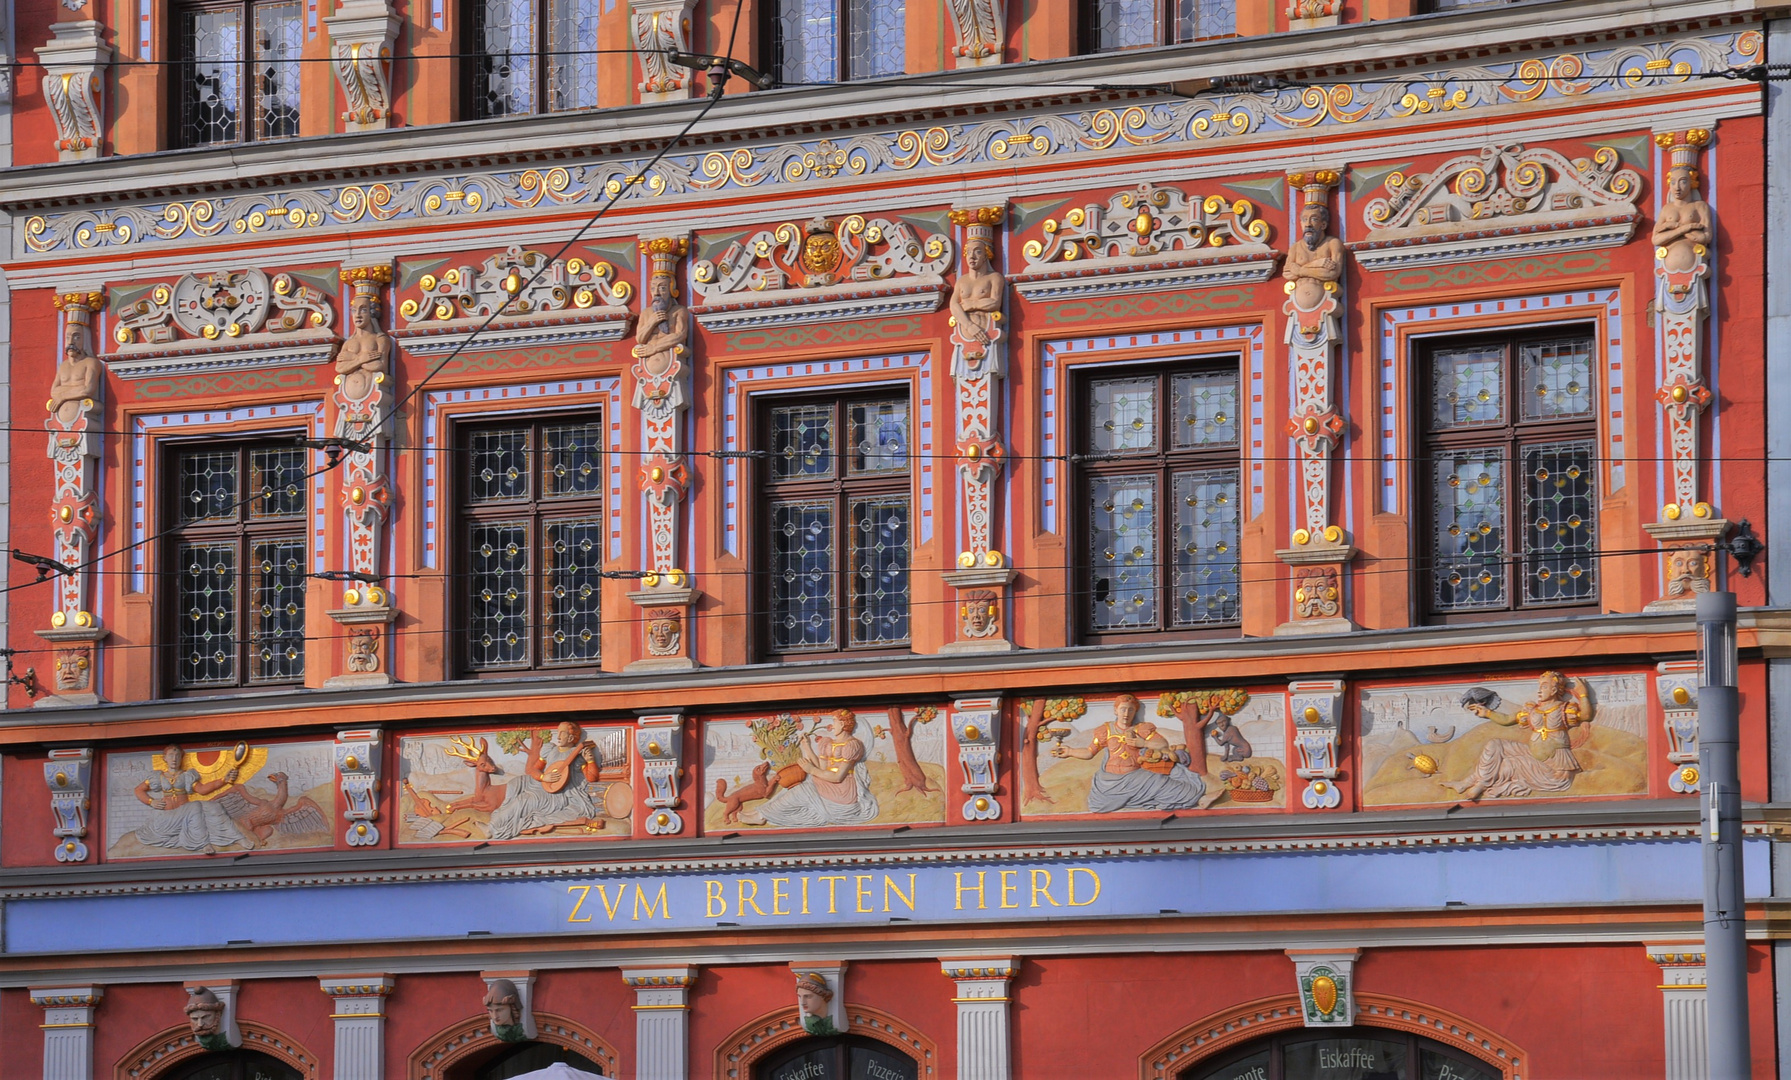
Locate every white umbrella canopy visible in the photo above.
<box><xmin>506</xmin><ymin>1064</ymin><xmax>609</xmax><ymax>1080</ymax></box>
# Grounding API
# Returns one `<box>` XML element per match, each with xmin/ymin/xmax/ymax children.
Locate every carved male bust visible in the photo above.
<box><xmin>632</xmin><ymin>273</ymin><xmax>691</xmax><ymax>384</ymax></box>
<box><xmin>1283</xmin><ymin>199</ymin><xmax>1345</xmax><ymax>312</ymax></box>
<box><xmin>483</xmin><ymin>978</ymin><xmax>527</xmax><ymax>1042</ymax></box>
<box><xmin>48</xmin><ymin>321</ymin><xmax>102</xmax><ymax>427</ymax></box>
<box><xmin>184</xmin><ymin>987</ymin><xmax>230</xmax><ymax>1051</ymax></box>
<box><xmin>795</xmin><ymin>971</ymin><xmax>838</xmax><ymax>1036</ymax></box>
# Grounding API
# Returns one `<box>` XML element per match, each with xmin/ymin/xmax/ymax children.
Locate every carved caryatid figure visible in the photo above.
<box><xmin>1284</xmin><ymin>195</ymin><xmax>1345</xmax><ymax>322</ymax></box>
<box><xmin>335</xmin><ymin>292</ymin><xmax>391</xmax><ymax>409</ymax></box>
<box><xmin>49</xmin><ymin>319</ymin><xmax>101</xmax><ymax>428</ymax></box>
<box><xmin>1282</xmin><ymin>170</ymin><xmax>1348</xmax><ymax>547</ymax></box>
<box><xmin>1654</xmin><ymin>157</ymin><xmax>1713</xmax><ymax>278</ymax></box>
<box><xmin>949</xmin><ymin>237</ymin><xmax>1005</xmax><ymax>380</ymax></box>
<box><xmin>47</xmin><ymin>292</ymin><xmax>106</xmax><ymax>632</ymax></box>
<box><xmin>631</xmin><ymin>267</ymin><xmax>691</xmax><ymax>410</ymax></box>
<box><xmin>1651</xmin><ymin>129</ymin><xmax>1716</xmax><ymax>522</ymax></box>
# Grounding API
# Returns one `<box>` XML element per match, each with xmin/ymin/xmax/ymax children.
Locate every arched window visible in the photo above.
<box><xmin>167</xmin><ymin>1050</ymin><xmax>301</xmax><ymax>1080</ymax></box>
<box><xmin>1180</xmin><ymin>1027</ymin><xmax>1500</xmax><ymax>1080</ymax></box>
<box><xmin>469</xmin><ymin>1042</ymin><xmax>608</xmax><ymax>1080</ymax></box>
<box><xmin>754</xmin><ymin>1034</ymin><xmax>918</xmax><ymax>1080</ymax></box>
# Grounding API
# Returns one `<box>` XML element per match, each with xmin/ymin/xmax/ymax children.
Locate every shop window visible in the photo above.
<box><xmin>1074</xmin><ymin>360</ymin><xmax>1242</xmax><ymax>640</ymax></box>
<box><xmin>755</xmin><ymin>1035</ymin><xmax>918</xmax><ymax>1080</ymax></box>
<box><xmin>169</xmin><ymin>1050</ymin><xmax>301</xmax><ymax>1080</ymax></box>
<box><xmin>164</xmin><ymin>440</ymin><xmax>308</xmax><ymax>691</ymax></box>
<box><xmin>174</xmin><ymin>0</ymin><xmax>301</xmax><ymax>147</ymax></box>
<box><xmin>456</xmin><ymin>416</ymin><xmax>606</xmax><ymax>673</ymax></box>
<box><xmin>470</xmin><ymin>1043</ymin><xmax>608</xmax><ymax>1079</ymax></box>
<box><xmin>759</xmin><ymin>392</ymin><xmax>911</xmax><ymax>656</ymax></box>
<box><xmin>1418</xmin><ymin>328</ymin><xmax>1598</xmax><ymax>619</ymax></box>
<box><xmin>1180</xmin><ymin>1028</ymin><xmax>1499</xmax><ymax>1080</ymax></box>
<box><xmin>1084</xmin><ymin>0</ymin><xmax>1234</xmax><ymax>52</ymax></box>
<box><xmin>771</xmin><ymin>0</ymin><xmax>906</xmax><ymax>85</ymax></box>
<box><xmin>468</xmin><ymin>0</ymin><xmax>600</xmax><ymax>118</ymax></box>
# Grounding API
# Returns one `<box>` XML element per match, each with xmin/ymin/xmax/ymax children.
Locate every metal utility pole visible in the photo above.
<box><xmin>1698</xmin><ymin>588</ymin><xmax>1750</xmax><ymax>1078</ymax></box>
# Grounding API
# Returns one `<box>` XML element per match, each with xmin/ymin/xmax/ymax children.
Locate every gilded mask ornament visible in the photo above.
<box><xmin>800</xmin><ymin>217</ymin><xmax>845</xmax><ymax>284</ymax></box>
<box><xmin>1294</xmin><ymin>567</ymin><xmax>1340</xmax><ymax>620</ymax></box>
<box><xmin>1665</xmin><ymin>546</ymin><xmax>1712</xmax><ymax>598</ymax></box>
<box><xmin>483</xmin><ymin>978</ymin><xmax>526</xmax><ymax>1042</ymax></box>
<box><xmin>646</xmin><ymin>609</ymin><xmax>682</xmax><ymax>656</ymax></box>
<box><xmin>347</xmin><ymin>628</ymin><xmax>380</xmax><ymax>673</ymax></box>
<box><xmin>960</xmin><ymin>590</ymin><xmax>999</xmax><ymax>639</ymax></box>
<box><xmin>54</xmin><ymin>649</ymin><xmax>91</xmax><ymax>693</ymax></box>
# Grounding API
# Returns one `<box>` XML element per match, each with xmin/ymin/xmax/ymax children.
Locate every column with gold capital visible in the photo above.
<box><xmin>38</xmin><ymin>291</ymin><xmax>107</xmax><ymax>707</ymax></box>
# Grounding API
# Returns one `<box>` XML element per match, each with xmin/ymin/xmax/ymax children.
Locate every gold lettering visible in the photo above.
<box><xmin>1030</xmin><ymin>868</ymin><xmax>1061</xmax><ymax>908</ymax></box>
<box><xmin>1068</xmin><ymin>867</ymin><xmax>1101</xmax><ymax>906</ymax></box>
<box><xmin>884</xmin><ymin>873</ymin><xmax>916</xmax><ymax>913</ymax></box>
<box><xmin>1000</xmin><ymin>869</ymin><xmax>1020</xmax><ymax>909</ymax></box>
<box><xmin>802</xmin><ymin>877</ymin><xmax>811</xmax><ymax>915</ymax></box>
<box><xmin>772</xmin><ymin>877</ymin><xmax>791</xmax><ymax>916</ymax></box>
<box><xmin>706</xmin><ymin>879</ymin><xmax>726</xmax><ymax>917</ymax></box>
<box><xmin>819</xmin><ymin>875</ymin><xmax>848</xmax><ymax>914</ymax></box>
<box><xmin>738</xmin><ymin>878</ymin><xmax>767</xmax><ymax>917</ymax></box>
<box><xmin>855</xmin><ymin>874</ymin><xmax>874</xmax><ymax>913</ymax></box>
<box><xmin>596</xmin><ymin>883</ymin><xmax>626</xmax><ymax>921</ymax></box>
<box><xmin>955</xmin><ymin>871</ymin><xmax>987</xmax><ymax>911</ymax></box>
<box><xmin>633</xmin><ymin>883</ymin><xmax>670</xmax><ymax>921</ymax></box>
<box><xmin>566</xmin><ymin>884</ymin><xmax>594</xmax><ymax>923</ymax></box>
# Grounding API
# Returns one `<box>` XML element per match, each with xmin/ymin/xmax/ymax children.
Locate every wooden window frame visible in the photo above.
<box><xmin>171</xmin><ymin>0</ymin><xmax>302</xmax><ymax>149</ymax></box>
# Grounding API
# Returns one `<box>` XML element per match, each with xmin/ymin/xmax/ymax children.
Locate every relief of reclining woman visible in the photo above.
<box><xmin>1442</xmin><ymin>671</ymin><xmax>1595</xmax><ymax>801</ymax></box>
<box><xmin>1051</xmin><ymin>693</ymin><xmax>1222</xmax><ymax>812</ymax></box>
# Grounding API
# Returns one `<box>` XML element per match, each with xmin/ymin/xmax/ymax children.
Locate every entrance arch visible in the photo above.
<box><xmin>716</xmin><ymin>1005</ymin><xmax>936</xmax><ymax>1080</ymax></box>
<box><xmin>409</xmin><ymin>1013</ymin><xmax>619</xmax><ymax>1080</ymax></box>
<box><xmin>116</xmin><ymin>1022</ymin><xmax>318</xmax><ymax>1080</ymax></box>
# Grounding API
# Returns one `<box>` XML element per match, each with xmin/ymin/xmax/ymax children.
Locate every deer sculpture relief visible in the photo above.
<box><xmin>442</xmin><ymin>735</ymin><xmax>507</xmax><ymax>814</ymax></box>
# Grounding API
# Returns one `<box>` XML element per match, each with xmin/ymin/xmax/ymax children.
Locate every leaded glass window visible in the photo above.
<box><xmin>459</xmin><ymin>416</ymin><xmax>606</xmax><ymax>672</ymax></box>
<box><xmin>761</xmin><ymin>393</ymin><xmax>910</xmax><ymax>655</ymax></box>
<box><xmin>773</xmin><ymin>0</ymin><xmax>905</xmax><ymax>85</ymax></box>
<box><xmin>166</xmin><ymin>441</ymin><xmax>308</xmax><ymax>689</ymax></box>
<box><xmin>177</xmin><ymin>0</ymin><xmax>301</xmax><ymax>148</ymax></box>
<box><xmin>470</xmin><ymin>0</ymin><xmax>599</xmax><ymax>119</ymax></box>
<box><xmin>1079</xmin><ymin>362</ymin><xmax>1241</xmax><ymax>638</ymax></box>
<box><xmin>1086</xmin><ymin>0</ymin><xmax>1234</xmax><ymax>52</ymax></box>
<box><xmin>1422</xmin><ymin>330</ymin><xmax>1598</xmax><ymax>616</ymax></box>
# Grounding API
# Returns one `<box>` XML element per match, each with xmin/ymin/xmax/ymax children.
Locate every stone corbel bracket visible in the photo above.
<box><xmin>1288</xmin><ymin>949</ymin><xmax>1358</xmax><ymax>1028</ymax></box>
<box><xmin>1289</xmin><ymin>680</ymin><xmax>1344</xmax><ymax>809</ymax></box>
<box><xmin>636</xmin><ymin>711</ymin><xmax>685</xmax><ymax>836</ymax></box>
<box><xmin>44</xmin><ymin>748</ymin><xmax>92</xmax><ymax>862</ymax></box>
<box><xmin>634</xmin><ymin>0</ymin><xmax>697</xmax><ymax>102</ymax></box>
<box><xmin>184</xmin><ymin>981</ymin><xmax>243</xmax><ymax>1049</ymax></box>
<box><xmin>951</xmin><ymin>696</ymin><xmax>1002</xmax><ymax>821</ymax></box>
<box><xmin>395</xmin><ymin>247</ymin><xmax>632</xmax><ymax>355</ymax></box>
<box><xmin>947</xmin><ymin>0</ymin><xmax>1004</xmax><ymax>66</ymax></box>
<box><xmin>1351</xmin><ymin>143</ymin><xmax>1642</xmax><ymax>271</ymax></box>
<box><xmin>1656</xmin><ymin>661</ymin><xmax>1700</xmax><ymax>794</ymax></box>
<box><xmin>325</xmin><ymin>0</ymin><xmax>401</xmax><ymax>131</ymax></box>
<box><xmin>36</xmin><ymin>21</ymin><xmax>110</xmax><ymax>162</ymax></box>
<box><xmin>108</xmin><ymin>268</ymin><xmax>337</xmax><ymax>378</ymax></box>
<box><xmin>336</xmin><ymin>729</ymin><xmax>382</xmax><ymax>845</ymax></box>
<box><xmin>1011</xmin><ymin>185</ymin><xmax>1277</xmax><ymax>301</ymax></box>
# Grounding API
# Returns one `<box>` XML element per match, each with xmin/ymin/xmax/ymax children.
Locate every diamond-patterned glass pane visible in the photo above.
<box><xmin>177</xmin><ymin>541</ymin><xmax>238</xmax><ymax>686</ymax></box>
<box><xmin>469</xmin><ymin>428</ymin><xmax>530</xmax><ymax>502</ymax></box>
<box><xmin>849</xmin><ymin>495</ymin><xmax>909</xmax><ymax>646</ymax></box>
<box><xmin>1522</xmin><ymin>441</ymin><xmax>1596</xmax><ymax>604</ymax></box>
<box><xmin>469</xmin><ymin>521</ymin><xmax>530</xmax><ymax>668</ymax></box>
<box><xmin>1092</xmin><ymin>0</ymin><xmax>1158</xmax><ymax>50</ymax></box>
<box><xmin>769</xmin><ymin>499</ymin><xmax>835</xmax><ymax>651</ymax></box>
<box><xmin>777</xmin><ymin>0</ymin><xmax>837</xmax><ymax>84</ymax></box>
<box><xmin>249</xmin><ymin>447</ymin><xmax>306</xmax><ymax>518</ymax></box>
<box><xmin>475</xmin><ymin>0</ymin><xmax>538</xmax><ymax>118</ymax></box>
<box><xmin>543</xmin><ymin>420</ymin><xmax>604</xmax><ymax>498</ymax></box>
<box><xmin>1088</xmin><ymin>376</ymin><xmax>1157</xmax><ymax>455</ymax></box>
<box><xmin>1520</xmin><ymin>337</ymin><xmax>1595</xmax><ymax>420</ymax></box>
<box><xmin>846</xmin><ymin>0</ymin><xmax>904</xmax><ymax>79</ymax></box>
<box><xmin>771</xmin><ymin>403</ymin><xmax>835</xmax><ymax>480</ymax></box>
<box><xmin>1431</xmin><ymin>344</ymin><xmax>1506</xmax><ymax>428</ymax></box>
<box><xmin>182</xmin><ymin>7</ymin><xmax>242</xmax><ymax>146</ymax></box>
<box><xmin>1170</xmin><ymin>371</ymin><xmax>1240</xmax><ymax>448</ymax></box>
<box><xmin>178</xmin><ymin>449</ymin><xmax>239</xmax><ymax>524</ymax></box>
<box><xmin>1431</xmin><ymin>448</ymin><xmax>1506</xmax><ymax>610</ymax></box>
<box><xmin>543</xmin><ymin>516</ymin><xmax>602</xmax><ymax>663</ymax></box>
<box><xmin>1173</xmin><ymin>0</ymin><xmax>1233</xmax><ymax>41</ymax></box>
<box><xmin>1172</xmin><ymin>467</ymin><xmax>1240</xmax><ymax>626</ymax></box>
<box><xmin>250</xmin><ymin>538</ymin><xmax>305</xmax><ymax>682</ymax></box>
<box><xmin>1089</xmin><ymin>472</ymin><xmax>1158</xmax><ymax>630</ymax></box>
<box><xmin>252</xmin><ymin>1</ymin><xmax>302</xmax><ymax>139</ymax></box>
<box><xmin>547</xmin><ymin>0</ymin><xmax>599</xmax><ymax>111</ymax></box>
<box><xmin>849</xmin><ymin>398</ymin><xmax>909</xmax><ymax>474</ymax></box>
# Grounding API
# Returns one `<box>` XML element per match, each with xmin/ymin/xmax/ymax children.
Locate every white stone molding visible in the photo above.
<box><xmin>43</xmin><ymin>748</ymin><xmax>92</xmax><ymax>862</ymax></box>
<box><xmin>1646</xmin><ymin>943</ymin><xmax>1707</xmax><ymax>1080</ymax></box>
<box><xmin>31</xmin><ymin>985</ymin><xmax>101</xmax><ymax>1080</ymax></box>
<box><xmin>946</xmin><ymin>0</ymin><xmax>1003</xmax><ymax>67</ymax></box>
<box><xmin>622</xmin><ymin>966</ymin><xmax>694</xmax><ymax>1080</ymax></box>
<box><xmin>1352</xmin><ymin>142</ymin><xmax>1642</xmax><ymax>270</ymax></box>
<box><xmin>1012</xmin><ymin>183</ymin><xmax>1276</xmax><ymax>300</ymax></box>
<box><xmin>319</xmin><ymin>975</ymin><xmax>394</xmax><ymax>1080</ymax></box>
<box><xmin>1287</xmin><ymin>949</ymin><xmax>1358</xmax><ymax>1027</ymax></box>
<box><xmin>950</xmin><ymin>696</ymin><xmax>1002</xmax><ymax>821</ymax></box>
<box><xmin>324</xmin><ymin>0</ymin><xmax>400</xmax><ymax>132</ymax></box>
<box><xmin>1289</xmin><ymin>681</ymin><xmax>1344</xmax><ymax>810</ymax></box>
<box><xmin>480</xmin><ymin>971</ymin><xmax>537</xmax><ymax>1040</ymax></box>
<box><xmin>183</xmin><ymin>980</ymin><xmax>242</xmax><ymax>1048</ymax></box>
<box><xmin>335</xmin><ymin>730</ymin><xmax>383</xmax><ymax>845</ymax></box>
<box><xmin>35</xmin><ymin>22</ymin><xmax>109</xmax><ymax>162</ymax></box>
<box><xmin>636</xmin><ymin>712</ymin><xmax>685</xmax><ymax>835</ymax></box>
<box><xmin>633</xmin><ymin>0</ymin><xmax>696</xmax><ymax>103</ymax></box>
<box><xmin>940</xmin><ymin>958</ymin><xmax>1018</xmax><ymax>1080</ymax></box>
<box><xmin>394</xmin><ymin>246</ymin><xmax>632</xmax><ymax>355</ymax></box>
<box><xmin>1656</xmin><ymin>662</ymin><xmax>1701</xmax><ymax>794</ymax></box>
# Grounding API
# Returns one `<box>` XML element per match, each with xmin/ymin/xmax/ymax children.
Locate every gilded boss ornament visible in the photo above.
<box><xmin>1311</xmin><ymin>974</ymin><xmax>1339</xmax><ymax>1016</ymax></box>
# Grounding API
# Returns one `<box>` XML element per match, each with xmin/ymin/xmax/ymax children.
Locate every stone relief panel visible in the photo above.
<box><xmin>398</xmin><ymin>722</ymin><xmax>633</xmax><ymax>843</ymax></box>
<box><xmin>394</xmin><ymin>245</ymin><xmax>633</xmax><ymax>354</ymax></box>
<box><xmin>1020</xmin><ymin>689</ymin><xmax>1288</xmax><ymax>816</ymax></box>
<box><xmin>107</xmin><ymin>267</ymin><xmax>339</xmax><ymax>376</ymax></box>
<box><xmin>104</xmin><ymin>740</ymin><xmax>335</xmax><ymax>859</ymax></box>
<box><xmin>703</xmin><ymin>706</ymin><xmax>948</xmax><ymax>831</ymax></box>
<box><xmin>1360</xmin><ymin>670</ymin><xmax>1649</xmax><ymax>807</ymax></box>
